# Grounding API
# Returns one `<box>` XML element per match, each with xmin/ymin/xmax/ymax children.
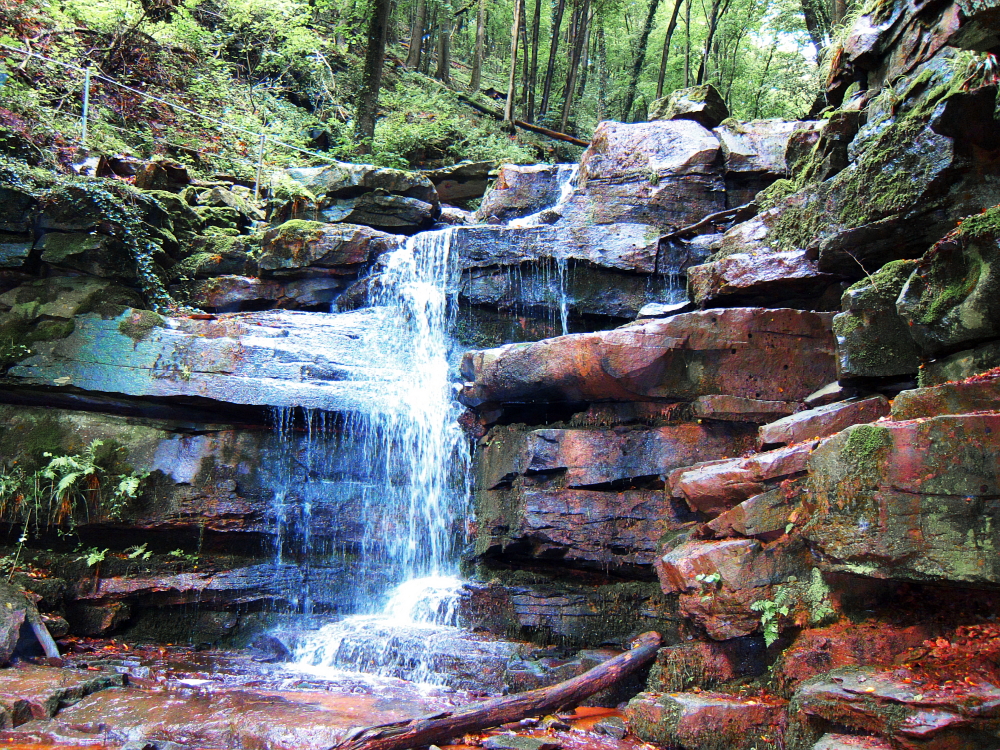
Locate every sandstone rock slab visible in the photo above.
<box><xmin>460</xmin><ymin>308</ymin><xmax>836</xmax><ymax>407</ymax></box>
<box><xmin>625</xmin><ymin>690</ymin><xmax>787</xmax><ymax>750</ymax></box>
<box><xmin>688</xmin><ymin>250</ymin><xmax>842</xmax><ymax>307</ymax></box>
<box><xmin>891</xmin><ymin>370</ymin><xmax>1000</xmax><ymax>420</ymax></box>
<box><xmin>758</xmin><ymin>396</ymin><xmax>890</xmax><ymax>448</ymax></box>
<box><xmin>805</xmin><ymin>415</ymin><xmax>1000</xmax><ymax>585</ymax></box>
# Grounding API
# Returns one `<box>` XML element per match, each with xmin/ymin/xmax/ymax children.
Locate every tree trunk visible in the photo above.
<box><xmin>576</xmin><ymin>6</ymin><xmax>594</xmax><ymax>98</ymax></box>
<box><xmin>406</xmin><ymin>0</ymin><xmax>427</xmax><ymax>67</ymax></box>
<box><xmin>696</xmin><ymin>0</ymin><xmax>730</xmax><ymax>85</ymax></box>
<box><xmin>800</xmin><ymin>0</ymin><xmax>830</xmax><ymax>60</ymax></box>
<box><xmin>420</xmin><ymin>5</ymin><xmax>437</xmax><ymax>74</ymax></box>
<box><xmin>539</xmin><ymin>0</ymin><xmax>566</xmax><ymax>118</ymax></box>
<box><xmin>469</xmin><ymin>0</ymin><xmax>487</xmax><ymax>91</ymax></box>
<box><xmin>526</xmin><ymin>0</ymin><xmax>542</xmax><ymax>120</ymax></box>
<box><xmin>620</xmin><ymin>0</ymin><xmax>661</xmax><ymax>121</ymax></box>
<box><xmin>654</xmin><ymin>0</ymin><xmax>684</xmax><ymax>99</ymax></box>
<box><xmin>331</xmin><ymin>632</ymin><xmax>662</xmax><ymax>750</ymax></box>
<box><xmin>683</xmin><ymin>0</ymin><xmax>691</xmax><ymax>86</ymax></box>
<box><xmin>520</xmin><ymin>0</ymin><xmax>530</xmax><ymax>108</ymax></box>
<box><xmin>355</xmin><ymin>0</ymin><xmax>392</xmax><ymax>152</ymax></box>
<box><xmin>559</xmin><ymin>0</ymin><xmax>589</xmax><ymax>132</ymax></box>
<box><xmin>504</xmin><ymin>0</ymin><xmax>524</xmax><ymax>124</ymax></box>
<box><xmin>596</xmin><ymin>20</ymin><xmax>607</xmax><ymax>120</ymax></box>
<box><xmin>436</xmin><ymin>1</ymin><xmax>452</xmax><ymax>83</ymax></box>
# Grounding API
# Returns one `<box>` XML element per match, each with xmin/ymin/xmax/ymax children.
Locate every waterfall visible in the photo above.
<box><xmin>508</xmin><ymin>164</ymin><xmax>580</xmax><ymax>229</ymax></box>
<box><xmin>281</xmin><ymin>227</ymin><xmax>475</xmax><ymax>683</ymax></box>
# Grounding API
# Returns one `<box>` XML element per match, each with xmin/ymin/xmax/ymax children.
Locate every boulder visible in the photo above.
<box><xmin>920</xmin><ymin>339</ymin><xmax>1000</xmax><ymax>385</ymax></box>
<box><xmin>774</xmin><ymin>622</ymin><xmax>932</xmax><ymax>693</ymax></box>
<box><xmin>564</xmin><ymin>120</ymin><xmax>725</xmax><ymax>228</ymax></box>
<box><xmin>691</xmin><ymin>395</ymin><xmax>802</xmax><ymax>424</ymax></box>
<box><xmin>707</xmin><ymin>479</ymin><xmax>807</xmax><ymax>540</ymax></box>
<box><xmin>625</xmin><ymin>690</ymin><xmax>788</xmax><ymax>750</ymax></box>
<box><xmin>475</xmin><ymin>164</ymin><xmax>572</xmax><ymax>223</ymax></box>
<box><xmin>668</xmin><ymin>442</ymin><xmax>815</xmax><ymax>517</ymax></box>
<box><xmin>273</xmin><ymin>162</ymin><xmax>440</xmax><ymax>232</ymax></box>
<box><xmin>757</xmin><ymin>396</ymin><xmax>890</xmax><ymax>448</ymax></box>
<box><xmin>133</xmin><ymin>160</ymin><xmax>190</xmax><ymax>192</ymax></box>
<box><xmin>713</xmin><ymin>119</ymin><xmax>820</xmax><ymax>176</ymax></box>
<box><xmin>646</xmin><ymin>637</ymin><xmax>768</xmax><ymax>692</ymax></box>
<box><xmin>0</xmin><ymin>581</ymin><xmax>35</xmax><ymax>666</ymax></box>
<box><xmin>459</xmin><ymin>308</ymin><xmax>836</xmax><ymax>407</ymax></box>
<box><xmin>789</xmin><ymin>667</ymin><xmax>1000</xmax><ymax>750</ymax></box>
<box><xmin>805</xmin><ymin>415</ymin><xmax>1000</xmax><ymax>585</ymax></box>
<box><xmin>648</xmin><ymin>84</ymin><xmax>730</xmax><ymax>129</ymax></box>
<box><xmin>833</xmin><ymin>259</ymin><xmax>920</xmax><ymax>380</ymax></box>
<box><xmin>688</xmin><ymin>250</ymin><xmax>843</xmax><ymax>308</ymax></box>
<box><xmin>897</xmin><ymin>207</ymin><xmax>1000</xmax><ymax>357</ymax></box>
<box><xmin>891</xmin><ymin>370</ymin><xmax>1000</xmax><ymax>420</ymax></box>
<box><xmin>423</xmin><ymin>161</ymin><xmax>493</xmax><ymax>203</ymax></box>
<box><xmin>258</xmin><ymin>220</ymin><xmax>402</xmax><ymax>275</ymax></box>
<box><xmin>656</xmin><ymin>539</ymin><xmax>806</xmax><ymax>595</ymax></box>
<box><xmin>177</xmin><ymin>275</ymin><xmax>349</xmax><ymax>312</ymax></box>
<box><xmin>0</xmin><ymin>665</ymin><xmax>124</xmax><ymax>723</ymax></box>
<box><xmin>169</xmin><ymin>236</ymin><xmax>257</xmax><ymax>280</ymax></box>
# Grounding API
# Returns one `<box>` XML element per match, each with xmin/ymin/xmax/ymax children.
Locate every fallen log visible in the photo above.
<box><xmin>658</xmin><ymin>202</ymin><xmax>758</xmax><ymax>243</ymax></box>
<box><xmin>456</xmin><ymin>94</ymin><xmax>591</xmax><ymax>147</ymax></box>
<box><xmin>331</xmin><ymin>631</ymin><xmax>661</xmax><ymax>750</ymax></box>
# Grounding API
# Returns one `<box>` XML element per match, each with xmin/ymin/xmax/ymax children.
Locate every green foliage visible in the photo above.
<box><xmin>75</xmin><ymin>546</ymin><xmax>109</xmax><ymax>567</ymax></box>
<box><xmin>0</xmin><ymin>440</ymin><xmax>148</xmax><ymax>533</ymax></box>
<box><xmin>750</xmin><ymin>595</ymin><xmax>789</xmax><ymax>646</ymax></box>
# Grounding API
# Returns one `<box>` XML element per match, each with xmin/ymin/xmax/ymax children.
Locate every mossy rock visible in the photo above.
<box><xmin>833</xmin><ymin>259</ymin><xmax>920</xmax><ymax>379</ymax></box>
<box><xmin>648</xmin><ymin>84</ymin><xmax>729</xmax><ymax>128</ymax></box>
<box><xmin>143</xmin><ymin>189</ymin><xmax>204</xmax><ymax>238</ymax></box>
<box><xmin>897</xmin><ymin>207</ymin><xmax>1000</xmax><ymax>356</ymax></box>
<box><xmin>196</xmin><ymin>205</ymin><xmax>243</xmax><ymax>230</ymax></box>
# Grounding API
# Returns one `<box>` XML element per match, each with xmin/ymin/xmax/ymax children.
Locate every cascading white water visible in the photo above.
<box><xmin>285</xmin><ymin>228</ymin><xmax>475</xmax><ymax>683</ymax></box>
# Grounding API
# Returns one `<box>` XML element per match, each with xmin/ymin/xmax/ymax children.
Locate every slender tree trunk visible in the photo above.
<box><xmin>799</xmin><ymin>0</ymin><xmax>829</xmax><ymax>61</ymax></box>
<box><xmin>469</xmin><ymin>0</ymin><xmax>487</xmax><ymax>91</ymax></box>
<box><xmin>526</xmin><ymin>0</ymin><xmax>542</xmax><ymax>120</ymax></box>
<box><xmin>420</xmin><ymin>5</ymin><xmax>436</xmax><ymax>73</ymax></box>
<box><xmin>520</xmin><ymin>0</ymin><xmax>530</xmax><ymax>107</ymax></box>
<box><xmin>654</xmin><ymin>0</ymin><xmax>684</xmax><ymax>99</ymax></box>
<box><xmin>406</xmin><ymin>0</ymin><xmax>427</xmax><ymax>67</ymax></box>
<box><xmin>750</xmin><ymin>43</ymin><xmax>775</xmax><ymax>118</ymax></box>
<box><xmin>504</xmin><ymin>0</ymin><xmax>524</xmax><ymax>124</ymax></box>
<box><xmin>539</xmin><ymin>0</ymin><xmax>566</xmax><ymax>118</ymax></box>
<box><xmin>559</xmin><ymin>0</ymin><xmax>589</xmax><ymax>133</ymax></box>
<box><xmin>696</xmin><ymin>0</ymin><xmax>730</xmax><ymax>85</ymax></box>
<box><xmin>683</xmin><ymin>0</ymin><xmax>691</xmax><ymax>86</ymax></box>
<box><xmin>620</xmin><ymin>0</ymin><xmax>661</xmax><ymax>121</ymax></box>
<box><xmin>576</xmin><ymin>6</ymin><xmax>593</xmax><ymax>97</ymax></box>
<box><xmin>355</xmin><ymin>0</ymin><xmax>392</xmax><ymax>152</ymax></box>
<box><xmin>436</xmin><ymin>1</ymin><xmax>452</xmax><ymax>83</ymax></box>
<box><xmin>596</xmin><ymin>20</ymin><xmax>607</xmax><ymax>121</ymax></box>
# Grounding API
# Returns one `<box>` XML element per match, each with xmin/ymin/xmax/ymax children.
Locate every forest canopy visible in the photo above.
<box><xmin>0</xmin><ymin>0</ymin><xmax>850</xmax><ymax>171</ymax></box>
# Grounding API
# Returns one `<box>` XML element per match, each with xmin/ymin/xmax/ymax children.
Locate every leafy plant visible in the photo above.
<box><xmin>0</xmin><ymin>440</ymin><xmax>148</xmax><ymax>533</ymax></box>
<box><xmin>126</xmin><ymin>542</ymin><xmax>152</xmax><ymax>560</ymax></box>
<box><xmin>168</xmin><ymin>548</ymin><xmax>199</xmax><ymax>564</ymax></box>
<box><xmin>750</xmin><ymin>595</ymin><xmax>790</xmax><ymax>647</ymax></box>
<box><xmin>75</xmin><ymin>546</ymin><xmax>109</xmax><ymax>567</ymax></box>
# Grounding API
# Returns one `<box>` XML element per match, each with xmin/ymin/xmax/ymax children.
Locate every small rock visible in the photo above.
<box><xmin>804</xmin><ymin>382</ymin><xmax>857</xmax><ymax>408</ymax></box>
<box><xmin>483</xmin><ymin>735</ymin><xmax>562</xmax><ymax>750</ymax></box>
<box><xmin>593</xmin><ymin>716</ymin><xmax>627</xmax><ymax>739</ymax></box>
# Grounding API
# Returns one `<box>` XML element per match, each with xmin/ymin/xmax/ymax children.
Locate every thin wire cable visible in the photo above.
<box><xmin>0</xmin><ymin>43</ymin><xmax>341</xmax><ymax>165</ymax></box>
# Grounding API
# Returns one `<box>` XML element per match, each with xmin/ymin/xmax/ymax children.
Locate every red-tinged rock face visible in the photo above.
<box><xmin>688</xmin><ymin>250</ymin><xmax>843</xmax><ymax>308</ymax></box>
<box><xmin>789</xmin><ymin>666</ymin><xmax>1000</xmax><ymax>750</ymax></box>
<box><xmin>565</xmin><ymin>120</ymin><xmax>726</xmax><ymax>228</ymax></box>
<box><xmin>669</xmin><ymin>442</ymin><xmax>815</xmax><ymax>518</ymax></box>
<box><xmin>806</xmin><ymin>414</ymin><xmax>1000</xmax><ymax>585</ymax></box>
<box><xmin>891</xmin><ymin>372</ymin><xmax>1000</xmax><ymax>421</ymax></box>
<box><xmin>646</xmin><ymin>637</ymin><xmax>768</xmax><ymax>693</ymax></box>
<box><xmin>259</xmin><ymin>221</ymin><xmax>402</xmax><ymax>273</ymax></box>
<box><xmin>460</xmin><ymin>308</ymin><xmax>836</xmax><ymax>407</ymax></box>
<box><xmin>758</xmin><ymin>396</ymin><xmax>890</xmax><ymax>449</ymax></box>
<box><xmin>775</xmin><ymin>622</ymin><xmax>933</xmax><ymax>693</ymax></box>
<box><xmin>625</xmin><ymin>690</ymin><xmax>788</xmax><ymax>750</ymax></box>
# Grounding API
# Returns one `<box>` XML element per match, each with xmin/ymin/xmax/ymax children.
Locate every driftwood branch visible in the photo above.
<box><xmin>331</xmin><ymin>631</ymin><xmax>661</xmax><ymax>750</ymax></box>
<box><xmin>659</xmin><ymin>202</ymin><xmax>758</xmax><ymax>243</ymax></box>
